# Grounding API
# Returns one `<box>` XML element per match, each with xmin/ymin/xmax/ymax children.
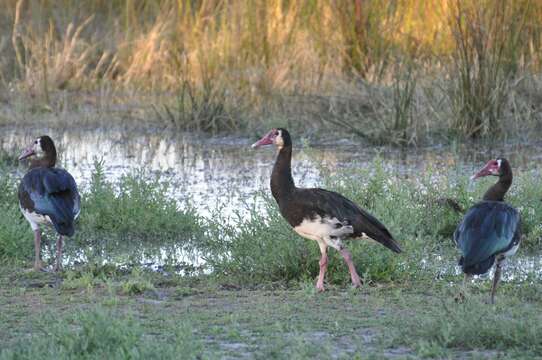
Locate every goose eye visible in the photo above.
<box><xmin>34</xmin><ymin>141</ymin><xmax>37</xmax><ymax>144</ymax></box>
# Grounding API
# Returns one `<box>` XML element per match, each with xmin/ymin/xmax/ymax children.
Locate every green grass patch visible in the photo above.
<box><xmin>1</xmin><ymin>156</ymin><xmax>540</xmax><ymax>289</ymax></box>
<box><xmin>0</xmin><ymin>172</ymin><xmax>32</xmax><ymax>260</ymax></box>
<box><xmin>0</xmin><ymin>265</ymin><xmax>540</xmax><ymax>359</ymax></box>
<box><xmin>0</xmin><ymin>160</ymin><xmax>204</xmax><ymax>267</ymax></box>
<box><xmin>199</xmin><ymin>159</ymin><xmax>542</xmax><ymax>286</ymax></box>
<box><xmin>118</xmin><ymin>269</ymin><xmax>155</xmax><ymax>295</ymax></box>
<box><xmin>0</xmin><ymin>307</ymin><xmax>201</xmax><ymax>360</ymax></box>
<box><xmin>398</xmin><ymin>296</ymin><xmax>542</xmax><ymax>357</ymax></box>
<box><xmin>78</xmin><ymin>159</ymin><xmax>203</xmax><ymax>246</ymax></box>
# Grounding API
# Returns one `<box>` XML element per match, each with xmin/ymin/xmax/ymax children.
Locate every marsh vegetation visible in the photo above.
<box><xmin>1</xmin><ymin>1</ymin><xmax>542</xmax><ymax>142</ymax></box>
<box><xmin>1</xmin><ymin>1</ymin><xmax>542</xmax><ymax>358</ymax></box>
<box><xmin>1</xmin><ymin>131</ymin><xmax>542</xmax><ymax>358</ymax></box>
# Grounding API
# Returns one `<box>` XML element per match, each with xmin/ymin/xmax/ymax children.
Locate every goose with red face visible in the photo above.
<box><xmin>454</xmin><ymin>158</ymin><xmax>520</xmax><ymax>304</ymax></box>
<box><xmin>18</xmin><ymin>136</ymin><xmax>80</xmax><ymax>272</ymax></box>
<box><xmin>252</xmin><ymin>128</ymin><xmax>402</xmax><ymax>291</ymax></box>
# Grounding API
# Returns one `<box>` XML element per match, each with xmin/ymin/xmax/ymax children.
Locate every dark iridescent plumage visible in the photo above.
<box><xmin>268</xmin><ymin>130</ymin><xmax>401</xmax><ymax>254</ymax></box>
<box><xmin>19</xmin><ymin>167</ymin><xmax>80</xmax><ymax>236</ymax></box>
<box><xmin>454</xmin><ymin>158</ymin><xmax>519</xmax><ymax>303</ymax></box>
<box><xmin>253</xmin><ymin>128</ymin><xmax>401</xmax><ymax>291</ymax></box>
<box><xmin>18</xmin><ymin>135</ymin><xmax>80</xmax><ymax>271</ymax></box>
<box><xmin>277</xmin><ymin>187</ymin><xmax>402</xmax><ymax>253</ymax></box>
<box><xmin>454</xmin><ymin>201</ymin><xmax>520</xmax><ymax>275</ymax></box>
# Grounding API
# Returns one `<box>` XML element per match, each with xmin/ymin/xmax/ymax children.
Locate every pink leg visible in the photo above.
<box><xmin>33</xmin><ymin>229</ymin><xmax>44</xmax><ymax>271</ymax></box>
<box><xmin>316</xmin><ymin>251</ymin><xmax>328</xmax><ymax>292</ymax></box>
<box><xmin>54</xmin><ymin>235</ymin><xmax>63</xmax><ymax>272</ymax></box>
<box><xmin>340</xmin><ymin>248</ymin><xmax>362</xmax><ymax>288</ymax></box>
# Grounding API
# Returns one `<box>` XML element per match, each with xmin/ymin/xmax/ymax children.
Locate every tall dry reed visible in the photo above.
<box><xmin>0</xmin><ymin>0</ymin><xmax>541</xmax><ymax>140</ymax></box>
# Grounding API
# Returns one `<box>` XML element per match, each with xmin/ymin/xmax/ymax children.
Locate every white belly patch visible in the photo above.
<box><xmin>20</xmin><ymin>206</ymin><xmax>52</xmax><ymax>231</ymax></box>
<box><xmin>293</xmin><ymin>216</ymin><xmax>354</xmax><ymax>249</ymax></box>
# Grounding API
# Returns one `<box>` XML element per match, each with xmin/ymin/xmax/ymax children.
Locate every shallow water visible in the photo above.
<box><xmin>4</xmin><ymin>126</ymin><xmax>542</xmax><ymax>214</ymax></box>
<box><xmin>3</xmin><ymin>126</ymin><xmax>541</xmax><ymax>279</ymax></box>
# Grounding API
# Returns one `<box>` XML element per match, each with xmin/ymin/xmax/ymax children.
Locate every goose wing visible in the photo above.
<box><xmin>286</xmin><ymin>188</ymin><xmax>401</xmax><ymax>253</ymax></box>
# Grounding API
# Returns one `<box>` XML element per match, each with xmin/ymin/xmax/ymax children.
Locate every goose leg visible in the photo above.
<box><xmin>316</xmin><ymin>243</ymin><xmax>328</xmax><ymax>292</ymax></box>
<box><xmin>33</xmin><ymin>229</ymin><xmax>44</xmax><ymax>271</ymax></box>
<box><xmin>490</xmin><ymin>258</ymin><xmax>504</xmax><ymax>304</ymax></box>
<box><xmin>54</xmin><ymin>235</ymin><xmax>63</xmax><ymax>272</ymax></box>
<box><xmin>339</xmin><ymin>248</ymin><xmax>362</xmax><ymax>288</ymax></box>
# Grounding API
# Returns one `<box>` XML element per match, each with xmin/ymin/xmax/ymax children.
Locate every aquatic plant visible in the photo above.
<box><xmin>198</xmin><ymin>158</ymin><xmax>542</xmax><ymax>285</ymax></box>
<box><xmin>0</xmin><ymin>160</ymin><xmax>204</xmax><ymax>265</ymax></box>
<box><xmin>1</xmin><ymin>154</ymin><xmax>540</xmax><ymax>286</ymax></box>
<box><xmin>0</xmin><ymin>174</ymin><xmax>32</xmax><ymax>260</ymax></box>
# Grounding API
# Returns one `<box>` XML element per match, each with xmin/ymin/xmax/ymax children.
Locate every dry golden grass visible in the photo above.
<box><xmin>1</xmin><ymin>0</ymin><xmax>541</xmax><ymax>140</ymax></box>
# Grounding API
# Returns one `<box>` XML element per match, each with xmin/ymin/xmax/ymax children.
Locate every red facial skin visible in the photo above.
<box><xmin>251</xmin><ymin>129</ymin><xmax>278</xmax><ymax>148</ymax></box>
<box><xmin>471</xmin><ymin>159</ymin><xmax>500</xmax><ymax>180</ymax></box>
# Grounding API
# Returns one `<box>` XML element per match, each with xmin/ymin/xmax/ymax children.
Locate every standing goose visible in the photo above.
<box><xmin>454</xmin><ymin>158</ymin><xmax>520</xmax><ymax>304</ymax></box>
<box><xmin>18</xmin><ymin>136</ymin><xmax>80</xmax><ymax>271</ymax></box>
<box><xmin>252</xmin><ymin>128</ymin><xmax>402</xmax><ymax>291</ymax></box>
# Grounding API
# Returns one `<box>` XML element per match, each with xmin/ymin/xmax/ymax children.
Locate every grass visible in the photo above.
<box><xmin>447</xmin><ymin>1</ymin><xmax>529</xmax><ymax>138</ymax></box>
<box><xmin>79</xmin><ymin>160</ymin><xmax>202</xmax><ymax>244</ymax></box>
<box><xmin>1</xmin><ymin>153</ymin><xmax>541</xmax><ymax>285</ymax></box>
<box><xmin>0</xmin><ymin>264</ymin><xmax>540</xmax><ymax>359</ymax></box>
<box><xmin>0</xmin><ymin>168</ymin><xmax>33</xmax><ymax>260</ymax></box>
<box><xmin>399</xmin><ymin>294</ymin><xmax>542</xmax><ymax>357</ymax></box>
<box><xmin>0</xmin><ymin>159</ymin><xmax>205</xmax><ymax>270</ymax></box>
<box><xmin>2</xmin><ymin>1</ymin><xmax>542</xmax><ymax>142</ymax></box>
<box><xmin>198</xmin><ymin>157</ymin><xmax>542</xmax><ymax>287</ymax></box>
<box><xmin>1</xmin><ymin>136</ymin><xmax>541</xmax><ymax>357</ymax></box>
<box><xmin>0</xmin><ymin>305</ymin><xmax>202</xmax><ymax>359</ymax></box>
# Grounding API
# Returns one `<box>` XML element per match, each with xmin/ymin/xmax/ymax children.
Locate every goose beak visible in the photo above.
<box><xmin>470</xmin><ymin>160</ymin><xmax>499</xmax><ymax>180</ymax></box>
<box><xmin>251</xmin><ymin>130</ymin><xmax>276</xmax><ymax>148</ymax></box>
<box><xmin>470</xmin><ymin>172</ymin><xmax>486</xmax><ymax>181</ymax></box>
<box><xmin>18</xmin><ymin>147</ymin><xmax>35</xmax><ymax>161</ymax></box>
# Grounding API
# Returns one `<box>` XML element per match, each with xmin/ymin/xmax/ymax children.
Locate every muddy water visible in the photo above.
<box><xmin>2</xmin><ymin>126</ymin><xmax>541</xmax><ymax>278</ymax></box>
<box><xmin>3</xmin><ymin>127</ymin><xmax>542</xmax><ymax>214</ymax></box>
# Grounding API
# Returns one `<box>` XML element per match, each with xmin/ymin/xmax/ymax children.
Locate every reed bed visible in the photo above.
<box><xmin>1</xmin><ymin>0</ymin><xmax>542</xmax><ymax>142</ymax></box>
